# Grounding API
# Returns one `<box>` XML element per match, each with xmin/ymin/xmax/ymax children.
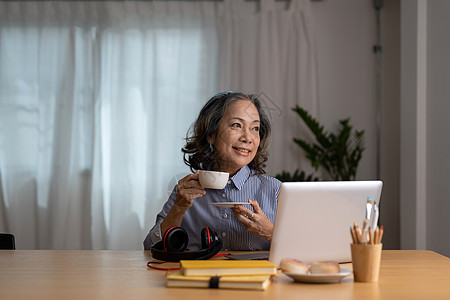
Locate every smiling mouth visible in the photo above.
<box><xmin>232</xmin><ymin>146</ymin><xmax>251</xmax><ymax>154</ymax></box>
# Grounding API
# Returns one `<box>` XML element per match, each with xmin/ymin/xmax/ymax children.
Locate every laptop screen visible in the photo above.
<box><xmin>268</xmin><ymin>181</ymin><xmax>383</xmax><ymax>266</ymax></box>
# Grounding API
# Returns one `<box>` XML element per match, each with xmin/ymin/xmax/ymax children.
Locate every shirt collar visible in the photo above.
<box><xmin>230</xmin><ymin>165</ymin><xmax>252</xmax><ymax>190</ymax></box>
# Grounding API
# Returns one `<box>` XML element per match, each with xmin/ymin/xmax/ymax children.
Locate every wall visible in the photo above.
<box><xmin>401</xmin><ymin>0</ymin><xmax>450</xmax><ymax>257</ymax></box>
<box><xmin>379</xmin><ymin>0</ymin><xmax>401</xmax><ymax>250</ymax></box>
<box><xmin>311</xmin><ymin>0</ymin><xmax>401</xmax><ymax>249</ymax></box>
<box><xmin>427</xmin><ymin>0</ymin><xmax>450</xmax><ymax>257</ymax></box>
<box><xmin>312</xmin><ymin>0</ymin><xmax>376</xmax><ymax>180</ymax></box>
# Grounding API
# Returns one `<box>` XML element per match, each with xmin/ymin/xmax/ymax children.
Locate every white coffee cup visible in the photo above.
<box><xmin>198</xmin><ymin>170</ymin><xmax>229</xmax><ymax>189</ymax></box>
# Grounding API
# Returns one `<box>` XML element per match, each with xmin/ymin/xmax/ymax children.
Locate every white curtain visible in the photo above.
<box><xmin>219</xmin><ymin>0</ymin><xmax>318</xmax><ymax>176</ymax></box>
<box><xmin>0</xmin><ymin>0</ymin><xmax>316</xmax><ymax>249</ymax></box>
<box><xmin>0</xmin><ymin>1</ymin><xmax>220</xmax><ymax>249</ymax></box>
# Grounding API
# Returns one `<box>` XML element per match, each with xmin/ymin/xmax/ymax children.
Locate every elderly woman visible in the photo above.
<box><xmin>144</xmin><ymin>91</ymin><xmax>281</xmax><ymax>251</ymax></box>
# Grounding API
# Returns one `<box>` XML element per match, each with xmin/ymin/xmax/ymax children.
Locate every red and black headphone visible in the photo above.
<box><xmin>150</xmin><ymin>226</ymin><xmax>222</xmax><ymax>262</ymax></box>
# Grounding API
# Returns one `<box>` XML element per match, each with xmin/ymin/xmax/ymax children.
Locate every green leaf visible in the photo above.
<box><xmin>274</xmin><ymin>169</ymin><xmax>319</xmax><ymax>182</ymax></box>
<box><xmin>279</xmin><ymin>106</ymin><xmax>365</xmax><ymax>181</ymax></box>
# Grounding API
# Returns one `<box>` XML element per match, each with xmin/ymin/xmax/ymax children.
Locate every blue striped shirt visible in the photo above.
<box><xmin>144</xmin><ymin>165</ymin><xmax>281</xmax><ymax>251</ymax></box>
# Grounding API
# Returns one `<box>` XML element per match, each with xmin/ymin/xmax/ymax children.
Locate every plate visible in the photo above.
<box><xmin>283</xmin><ymin>267</ymin><xmax>352</xmax><ymax>284</ymax></box>
<box><xmin>208</xmin><ymin>202</ymin><xmax>251</xmax><ymax>208</ymax></box>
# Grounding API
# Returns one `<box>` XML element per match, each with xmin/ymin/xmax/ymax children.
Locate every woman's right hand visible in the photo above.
<box><xmin>174</xmin><ymin>172</ymin><xmax>206</xmax><ymax>211</ymax></box>
<box><xmin>161</xmin><ymin>172</ymin><xmax>206</xmax><ymax>235</ymax></box>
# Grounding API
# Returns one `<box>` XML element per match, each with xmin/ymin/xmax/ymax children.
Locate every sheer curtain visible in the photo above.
<box><xmin>0</xmin><ymin>0</ymin><xmax>316</xmax><ymax>250</ymax></box>
<box><xmin>0</xmin><ymin>1</ymin><xmax>220</xmax><ymax>249</ymax></box>
<box><xmin>219</xmin><ymin>0</ymin><xmax>318</xmax><ymax>176</ymax></box>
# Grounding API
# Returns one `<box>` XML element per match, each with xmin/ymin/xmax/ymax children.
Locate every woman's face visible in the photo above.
<box><xmin>211</xmin><ymin>99</ymin><xmax>261</xmax><ymax>176</ymax></box>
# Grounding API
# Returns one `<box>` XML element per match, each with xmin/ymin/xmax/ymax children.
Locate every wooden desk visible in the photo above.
<box><xmin>0</xmin><ymin>250</ymin><xmax>449</xmax><ymax>300</ymax></box>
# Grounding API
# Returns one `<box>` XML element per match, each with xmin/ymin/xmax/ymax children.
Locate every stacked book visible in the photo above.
<box><xmin>166</xmin><ymin>260</ymin><xmax>278</xmax><ymax>291</ymax></box>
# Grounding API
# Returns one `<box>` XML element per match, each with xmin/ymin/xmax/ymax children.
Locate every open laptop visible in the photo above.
<box><xmin>267</xmin><ymin>181</ymin><xmax>383</xmax><ymax>266</ymax></box>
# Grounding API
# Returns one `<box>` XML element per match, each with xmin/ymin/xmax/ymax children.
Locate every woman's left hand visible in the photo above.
<box><xmin>231</xmin><ymin>199</ymin><xmax>273</xmax><ymax>242</ymax></box>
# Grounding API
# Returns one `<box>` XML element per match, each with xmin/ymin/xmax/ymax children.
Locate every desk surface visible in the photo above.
<box><xmin>0</xmin><ymin>250</ymin><xmax>449</xmax><ymax>300</ymax></box>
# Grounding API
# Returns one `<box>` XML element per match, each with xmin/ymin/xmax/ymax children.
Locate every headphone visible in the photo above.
<box><xmin>150</xmin><ymin>226</ymin><xmax>222</xmax><ymax>262</ymax></box>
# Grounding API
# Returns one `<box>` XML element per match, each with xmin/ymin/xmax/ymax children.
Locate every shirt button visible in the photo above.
<box><xmin>222</xmin><ymin>213</ymin><xmax>228</xmax><ymax>219</ymax></box>
<box><xmin>227</xmin><ymin>180</ymin><xmax>231</xmax><ymax>184</ymax></box>
<box><xmin>222</xmin><ymin>193</ymin><xmax>226</xmax><ymax>198</ymax></box>
<box><xmin>221</xmin><ymin>232</ymin><xmax>227</xmax><ymax>237</ymax></box>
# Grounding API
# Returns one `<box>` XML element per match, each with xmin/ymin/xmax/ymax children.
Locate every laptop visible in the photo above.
<box><xmin>268</xmin><ymin>180</ymin><xmax>383</xmax><ymax>266</ymax></box>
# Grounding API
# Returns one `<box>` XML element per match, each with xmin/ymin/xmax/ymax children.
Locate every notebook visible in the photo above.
<box><xmin>268</xmin><ymin>180</ymin><xmax>383</xmax><ymax>266</ymax></box>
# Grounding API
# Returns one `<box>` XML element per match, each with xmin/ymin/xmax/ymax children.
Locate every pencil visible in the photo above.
<box><xmin>355</xmin><ymin>225</ymin><xmax>363</xmax><ymax>244</ymax></box>
<box><xmin>378</xmin><ymin>225</ymin><xmax>384</xmax><ymax>244</ymax></box>
<box><xmin>369</xmin><ymin>227</ymin><xmax>374</xmax><ymax>245</ymax></box>
<box><xmin>352</xmin><ymin>222</ymin><xmax>358</xmax><ymax>244</ymax></box>
<box><xmin>373</xmin><ymin>227</ymin><xmax>377</xmax><ymax>244</ymax></box>
<box><xmin>350</xmin><ymin>226</ymin><xmax>357</xmax><ymax>244</ymax></box>
<box><xmin>362</xmin><ymin>219</ymin><xmax>369</xmax><ymax>244</ymax></box>
<box><xmin>375</xmin><ymin>226</ymin><xmax>381</xmax><ymax>244</ymax></box>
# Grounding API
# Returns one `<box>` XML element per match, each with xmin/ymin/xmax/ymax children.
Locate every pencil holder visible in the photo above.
<box><xmin>350</xmin><ymin>243</ymin><xmax>382</xmax><ymax>282</ymax></box>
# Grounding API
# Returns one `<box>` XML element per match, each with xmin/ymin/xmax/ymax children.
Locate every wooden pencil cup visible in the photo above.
<box><xmin>350</xmin><ymin>243</ymin><xmax>382</xmax><ymax>282</ymax></box>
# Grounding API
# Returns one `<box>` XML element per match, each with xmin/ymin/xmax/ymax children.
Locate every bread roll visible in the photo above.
<box><xmin>310</xmin><ymin>261</ymin><xmax>340</xmax><ymax>274</ymax></box>
<box><xmin>280</xmin><ymin>258</ymin><xmax>310</xmax><ymax>274</ymax></box>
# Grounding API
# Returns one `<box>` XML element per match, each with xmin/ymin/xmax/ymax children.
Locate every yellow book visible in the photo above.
<box><xmin>180</xmin><ymin>260</ymin><xmax>277</xmax><ymax>276</ymax></box>
<box><xmin>166</xmin><ymin>271</ymin><xmax>272</xmax><ymax>291</ymax></box>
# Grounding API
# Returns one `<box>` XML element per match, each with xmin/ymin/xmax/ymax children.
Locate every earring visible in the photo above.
<box><xmin>209</xmin><ymin>143</ymin><xmax>214</xmax><ymax>153</ymax></box>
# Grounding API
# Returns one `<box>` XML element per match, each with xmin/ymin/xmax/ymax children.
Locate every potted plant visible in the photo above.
<box><xmin>275</xmin><ymin>105</ymin><xmax>365</xmax><ymax>181</ymax></box>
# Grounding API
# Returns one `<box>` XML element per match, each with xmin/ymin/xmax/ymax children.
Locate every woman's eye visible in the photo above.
<box><xmin>252</xmin><ymin>126</ymin><xmax>260</xmax><ymax>132</ymax></box>
<box><xmin>231</xmin><ymin>123</ymin><xmax>241</xmax><ymax>128</ymax></box>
